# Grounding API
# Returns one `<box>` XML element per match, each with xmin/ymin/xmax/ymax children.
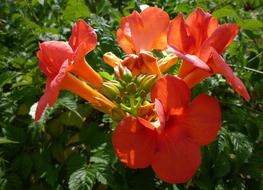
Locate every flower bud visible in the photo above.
<box><xmin>126</xmin><ymin>82</ymin><xmax>137</xmax><ymax>94</ymax></box>
<box><xmin>134</xmin><ymin>74</ymin><xmax>147</xmax><ymax>85</ymax></box>
<box><xmin>101</xmin><ymin>81</ymin><xmax>121</xmax><ymax>100</ymax></box>
<box><xmin>139</xmin><ymin>75</ymin><xmax>157</xmax><ymax>92</ymax></box>
<box><xmin>122</xmin><ymin>67</ymin><xmax>133</xmax><ymax>82</ymax></box>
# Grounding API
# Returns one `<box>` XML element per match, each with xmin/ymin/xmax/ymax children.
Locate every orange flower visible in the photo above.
<box><xmin>104</xmin><ymin>7</ymin><xmax>176</xmax><ymax>76</ymax></box>
<box><xmin>35</xmin><ymin>20</ymin><xmax>116</xmax><ymax>120</ymax></box>
<box><xmin>112</xmin><ymin>75</ymin><xmax>221</xmax><ymax>184</ymax></box>
<box><xmin>168</xmin><ymin>8</ymin><xmax>250</xmax><ymax>101</ymax></box>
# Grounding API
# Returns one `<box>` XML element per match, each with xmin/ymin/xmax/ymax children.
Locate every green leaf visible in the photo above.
<box><xmin>229</xmin><ymin>132</ymin><xmax>253</xmax><ymax>162</ymax></box>
<box><xmin>0</xmin><ymin>138</ymin><xmax>18</xmax><ymax>144</ymax></box>
<box><xmin>90</xmin><ymin>143</ymin><xmax>115</xmax><ymax>186</ymax></box>
<box><xmin>63</xmin><ymin>0</ymin><xmax>90</xmax><ymax>23</ymax></box>
<box><xmin>68</xmin><ymin>166</ymin><xmax>96</xmax><ymax>190</ymax></box>
<box><xmin>66</xmin><ymin>153</ymin><xmax>86</xmax><ymax>178</ymax></box>
<box><xmin>212</xmin><ymin>7</ymin><xmax>238</xmax><ymax>18</ymax></box>
<box><xmin>213</xmin><ymin>153</ymin><xmax>231</xmax><ymax>178</ymax></box>
<box><xmin>58</xmin><ymin>95</ymin><xmax>84</xmax><ymax>121</ymax></box>
<box><xmin>239</xmin><ymin>19</ymin><xmax>263</xmax><ymax>30</ymax></box>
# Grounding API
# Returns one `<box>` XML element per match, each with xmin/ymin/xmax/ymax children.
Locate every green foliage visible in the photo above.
<box><xmin>0</xmin><ymin>0</ymin><xmax>262</xmax><ymax>189</ymax></box>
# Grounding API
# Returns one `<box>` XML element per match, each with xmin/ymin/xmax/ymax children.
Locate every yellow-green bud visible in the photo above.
<box><xmin>101</xmin><ymin>82</ymin><xmax>120</xmax><ymax>100</ymax></box>
<box><xmin>126</xmin><ymin>82</ymin><xmax>137</xmax><ymax>93</ymax></box>
<box><xmin>122</xmin><ymin>67</ymin><xmax>133</xmax><ymax>82</ymax></box>
<box><xmin>139</xmin><ymin>75</ymin><xmax>157</xmax><ymax>92</ymax></box>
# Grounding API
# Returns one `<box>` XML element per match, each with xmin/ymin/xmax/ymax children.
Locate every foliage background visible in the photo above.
<box><xmin>0</xmin><ymin>0</ymin><xmax>262</xmax><ymax>189</ymax></box>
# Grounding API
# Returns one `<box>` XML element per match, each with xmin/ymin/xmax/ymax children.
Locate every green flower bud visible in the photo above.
<box><xmin>126</xmin><ymin>82</ymin><xmax>137</xmax><ymax>93</ymax></box>
<box><xmin>122</xmin><ymin>67</ymin><xmax>133</xmax><ymax>82</ymax></box>
<box><xmin>139</xmin><ymin>75</ymin><xmax>157</xmax><ymax>92</ymax></box>
<box><xmin>134</xmin><ymin>74</ymin><xmax>147</xmax><ymax>85</ymax></box>
<box><xmin>101</xmin><ymin>82</ymin><xmax>121</xmax><ymax>100</ymax></box>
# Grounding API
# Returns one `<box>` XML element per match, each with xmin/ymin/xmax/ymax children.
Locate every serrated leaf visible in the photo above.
<box><xmin>90</xmin><ymin>143</ymin><xmax>115</xmax><ymax>186</ymax></box>
<box><xmin>58</xmin><ymin>95</ymin><xmax>84</xmax><ymax>121</ymax></box>
<box><xmin>68</xmin><ymin>166</ymin><xmax>96</xmax><ymax>190</ymax></box>
<box><xmin>229</xmin><ymin>132</ymin><xmax>253</xmax><ymax>162</ymax></box>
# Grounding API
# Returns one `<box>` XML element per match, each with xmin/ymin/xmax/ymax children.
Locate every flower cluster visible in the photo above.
<box><xmin>35</xmin><ymin>7</ymin><xmax>250</xmax><ymax>184</ymax></box>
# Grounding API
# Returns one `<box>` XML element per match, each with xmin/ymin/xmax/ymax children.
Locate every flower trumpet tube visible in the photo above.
<box><xmin>168</xmin><ymin>8</ymin><xmax>250</xmax><ymax>101</ymax></box>
<box><xmin>35</xmin><ymin>19</ymin><xmax>111</xmax><ymax>120</ymax></box>
<box><xmin>112</xmin><ymin>75</ymin><xmax>221</xmax><ymax>184</ymax></box>
<box><xmin>61</xmin><ymin>73</ymin><xmax>119</xmax><ymax>116</ymax></box>
<box><xmin>35</xmin><ymin>52</ymin><xmax>119</xmax><ymax>120</ymax></box>
<box><xmin>69</xmin><ymin>19</ymin><xmax>103</xmax><ymax>89</ymax></box>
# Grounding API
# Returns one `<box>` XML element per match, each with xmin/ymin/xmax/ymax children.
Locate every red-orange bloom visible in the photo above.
<box><xmin>35</xmin><ymin>19</ymin><xmax>114</xmax><ymax>120</ymax></box>
<box><xmin>104</xmin><ymin>7</ymin><xmax>173</xmax><ymax>76</ymax></box>
<box><xmin>168</xmin><ymin>8</ymin><xmax>250</xmax><ymax>101</ymax></box>
<box><xmin>112</xmin><ymin>75</ymin><xmax>221</xmax><ymax>184</ymax></box>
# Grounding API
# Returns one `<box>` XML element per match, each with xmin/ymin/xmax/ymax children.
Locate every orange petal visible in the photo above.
<box><xmin>69</xmin><ymin>19</ymin><xmax>97</xmax><ymax>62</ymax></box>
<box><xmin>158</xmin><ymin>54</ymin><xmax>178</xmax><ymax>73</ymax></box>
<box><xmin>112</xmin><ymin>117</ymin><xmax>157</xmax><ymax>168</ymax></box>
<box><xmin>37</xmin><ymin>41</ymin><xmax>73</xmax><ymax>76</ymax></box>
<box><xmin>198</xmin><ymin>24</ymin><xmax>239</xmax><ymax>62</ymax></box>
<box><xmin>182</xmin><ymin>67</ymin><xmax>211</xmax><ymax>88</ymax></box>
<box><xmin>172</xmin><ymin>49</ymin><xmax>211</xmax><ymax>76</ymax></box>
<box><xmin>121</xmin><ymin>54</ymin><xmax>139</xmax><ymax>75</ymax></box>
<box><xmin>117</xmin><ymin>28</ymin><xmax>136</xmax><ymax>54</ymax></box>
<box><xmin>118</xmin><ymin>7</ymin><xmax>169</xmax><ymax>54</ymax></box>
<box><xmin>139</xmin><ymin>51</ymin><xmax>161</xmax><ymax>76</ymax></box>
<box><xmin>35</xmin><ymin>78</ymin><xmax>56</xmax><ymax>121</ymax></box>
<box><xmin>35</xmin><ymin>59</ymin><xmax>71</xmax><ymax>121</ymax></box>
<box><xmin>151</xmin><ymin>75</ymin><xmax>190</xmax><ymax>115</ymax></box>
<box><xmin>168</xmin><ymin>13</ymin><xmax>194</xmax><ymax>53</ymax></box>
<box><xmin>186</xmin><ymin>8</ymin><xmax>213</xmax><ymax>52</ymax></box>
<box><xmin>207</xmin><ymin>17</ymin><xmax>219</xmax><ymax>37</ymax></box>
<box><xmin>152</xmin><ymin>125</ymin><xmax>201</xmax><ymax>184</ymax></box>
<box><xmin>211</xmin><ymin>49</ymin><xmax>250</xmax><ymax>101</ymax></box>
<box><xmin>177</xmin><ymin>94</ymin><xmax>221</xmax><ymax>145</ymax></box>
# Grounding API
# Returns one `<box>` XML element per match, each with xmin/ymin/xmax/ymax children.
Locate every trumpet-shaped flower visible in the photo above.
<box><xmin>35</xmin><ymin>19</ymin><xmax>116</xmax><ymax>120</ymax></box>
<box><xmin>168</xmin><ymin>8</ymin><xmax>250</xmax><ymax>101</ymax></box>
<box><xmin>112</xmin><ymin>75</ymin><xmax>221</xmax><ymax>184</ymax></box>
<box><xmin>104</xmin><ymin>7</ymin><xmax>181</xmax><ymax>76</ymax></box>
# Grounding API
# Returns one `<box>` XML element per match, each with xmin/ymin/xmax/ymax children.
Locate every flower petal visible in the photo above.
<box><xmin>151</xmin><ymin>75</ymin><xmax>190</xmax><ymax>115</ymax></box>
<box><xmin>198</xmin><ymin>24</ymin><xmax>239</xmax><ymax>62</ymax></box>
<box><xmin>158</xmin><ymin>54</ymin><xmax>178</xmax><ymax>73</ymax></box>
<box><xmin>152</xmin><ymin>126</ymin><xmax>201</xmax><ymax>184</ymax></box>
<box><xmin>112</xmin><ymin>117</ymin><xmax>156</xmax><ymax>168</ymax></box>
<box><xmin>37</xmin><ymin>41</ymin><xmax>73</xmax><ymax>76</ymax></box>
<box><xmin>211</xmin><ymin>49</ymin><xmax>250</xmax><ymax>101</ymax></box>
<box><xmin>118</xmin><ymin>7</ymin><xmax>169</xmax><ymax>54</ymax></box>
<box><xmin>69</xmin><ymin>19</ymin><xmax>97</xmax><ymax>62</ymax></box>
<box><xmin>186</xmin><ymin>8</ymin><xmax>213</xmax><ymax>52</ymax></box>
<box><xmin>139</xmin><ymin>51</ymin><xmax>161</xmax><ymax>76</ymax></box>
<box><xmin>171</xmin><ymin>49</ymin><xmax>211</xmax><ymax>73</ymax></box>
<box><xmin>177</xmin><ymin>94</ymin><xmax>221</xmax><ymax>145</ymax></box>
<box><xmin>49</xmin><ymin>59</ymin><xmax>71</xmax><ymax>100</ymax></box>
<box><xmin>168</xmin><ymin>13</ymin><xmax>194</xmax><ymax>53</ymax></box>
<box><xmin>181</xmin><ymin>67</ymin><xmax>211</xmax><ymax>88</ymax></box>
<box><xmin>117</xmin><ymin>28</ymin><xmax>136</xmax><ymax>54</ymax></box>
<box><xmin>35</xmin><ymin>78</ymin><xmax>52</xmax><ymax>121</ymax></box>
